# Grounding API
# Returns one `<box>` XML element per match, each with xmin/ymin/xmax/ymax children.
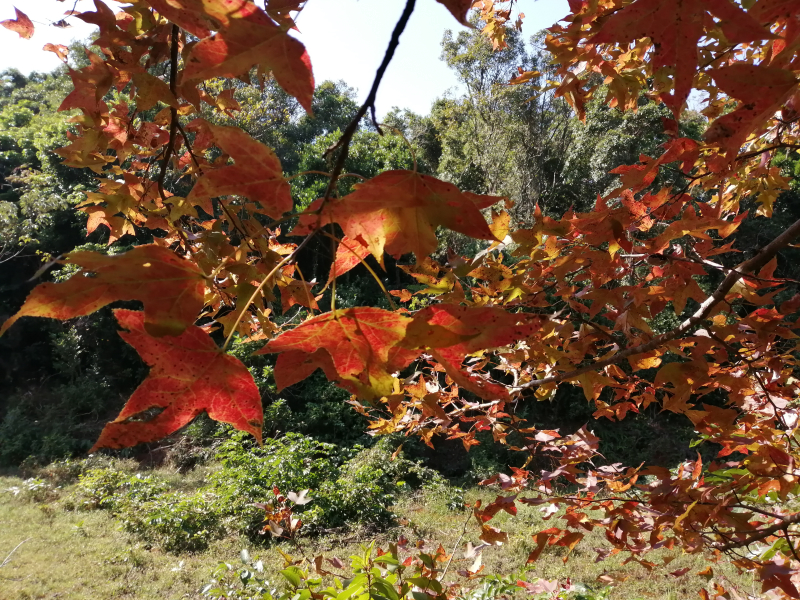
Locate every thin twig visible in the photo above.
<box><xmin>320</xmin><ymin>0</ymin><xmax>416</xmax><ymax>202</ymax></box>
<box><xmin>0</xmin><ymin>538</ymin><xmax>31</xmax><ymax>568</ymax></box>
<box><xmin>286</xmin><ymin>170</ymin><xmax>367</xmax><ymax>182</ymax></box>
<box><xmin>441</xmin><ymin>508</ymin><xmax>473</xmax><ymax>581</ymax></box>
<box><xmin>222</xmin><ymin>0</ymin><xmax>416</xmax><ymax>348</ymax></box>
<box><xmin>156</xmin><ymin>25</ymin><xmax>180</xmax><ymax>203</ymax></box>
<box><xmin>320</xmin><ymin>231</ymin><xmax>396</xmax><ymax>309</ymax></box>
<box><xmin>222</xmin><ymin>233</ymin><xmax>317</xmax><ymax>351</ymax></box>
<box><xmin>717</xmin><ymin>513</ymin><xmax>800</xmax><ymax>552</ymax></box>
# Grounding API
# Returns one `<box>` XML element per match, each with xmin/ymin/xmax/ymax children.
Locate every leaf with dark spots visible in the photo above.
<box><xmin>0</xmin><ymin>245</ymin><xmax>206</xmax><ymax>338</ymax></box>
<box><xmin>91</xmin><ymin>309</ymin><xmax>262</xmax><ymax>450</ymax></box>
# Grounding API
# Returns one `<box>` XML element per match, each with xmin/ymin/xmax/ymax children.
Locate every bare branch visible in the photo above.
<box><xmin>156</xmin><ymin>25</ymin><xmax>180</xmax><ymax>203</ymax></box>
<box><xmin>320</xmin><ymin>0</ymin><xmax>416</xmax><ymax>202</ymax></box>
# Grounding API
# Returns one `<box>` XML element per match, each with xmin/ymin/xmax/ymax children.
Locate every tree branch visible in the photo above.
<box><xmin>516</xmin><ymin>215</ymin><xmax>800</xmax><ymax>391</ymax></box>
<box><xmin>716</xmin><ymin>513</ymin><xmax>800</xmax><ymax>552</ymax></box>
<box><xmin>156</xmin><ymin>25</ymin><xmax>180</xmax><ymax>203</ymax></box>
<box><xmin>320</xmin><ymin>0</ymin><xmax>416</xmax><ymax>202</ymax></box>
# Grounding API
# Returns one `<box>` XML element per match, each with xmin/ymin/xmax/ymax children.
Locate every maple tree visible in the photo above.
<box><xmin>4</xmin><ymin>0</ymin><xmax>800</xmax><ymax>597</ymax></box>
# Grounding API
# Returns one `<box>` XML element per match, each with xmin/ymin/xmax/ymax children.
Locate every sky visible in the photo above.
<box><xmin>0</xmin><ymin>0</ymin><xmax>569</xmax><ymax>117</ymax></box>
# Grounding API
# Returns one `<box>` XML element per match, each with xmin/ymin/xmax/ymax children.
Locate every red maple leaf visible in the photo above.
<box><xmin>293</xmin><ymin>171</ymin><xmax>501</xmax><ymax>261</ymax></box>
<box><xmin>591</xmin><ymin>0</ymin><xmax>770</xmax><ymax>115</ymax></box>
<box><xmin>181</xmin><ymin>0</ymin><xmax>314</xmax><ymax>112</ymax></box>
<box><xmin>187</xmin><ymin>121</ymin><xmax>292</xmax><ymax>218</ymax></box>
<box><xmin>0</xmin><ymin>245</ymin><xmax>206</xmax><ymax>338</ymax></box>
<box><xmin>404</xmin><ymin>305</ymin><xmax>543</xmax><ymax>399</ymax></box>
<box><xmin>437</xmin><ymin>0</ymin><xmax>475</xmax><ymax>26</ymax></box>
<box><xmin>1</xmin><ymin>7</ymin><xmax>33</xmax><ymax>39</ymax></box>
<box><xmin>329</xmin><ymin>235</ymin><xmax>372</xmax><ymax>282</ymax></box>
<box><xmin>704</xmin><ymin>64</ymin><xmax>799</xmax><ymax>156</ymax></box>
<box><xmin>92</xmin><ymin>309</ymin><xmax>262</xmax><ymax>450</ymax></box>
<box><xmin>258</xmin><ymin>307</ymin><xmax>419</xmax><ymax>398</ymax></box>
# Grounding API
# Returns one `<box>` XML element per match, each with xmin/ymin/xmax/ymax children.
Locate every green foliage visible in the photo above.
<box><xmin>74</xmin><ymin>468</ymin><xmax>167</xmax><ymax>510</ymax></box>
<box><xmin>209</xmin><ymin>434</ymin><xmax>442</xmax><ymax>534</ymax></box>
<box><xmin>200</xmin><ymin>545</ymin><xmax>616</xmax><ymax>600</ymax></box>
<box><xmin>0</xmin><ymin>312</ymin><xmax>147</xmax><ymax>467</ymax></box>
<box><xmin>0</xmin><ymin>68</ymin><xmax>91</xmax><ymax>254</ymax></box>
<box><xmin>435</xmin><ymin>27</ymin><xmax>572</xmax><ymax>222</ymax></box>
<box><xmin>560</xmin><ymin>93</ymin><xmax>702</xmax><ymax>212</ymax></box>
<box><xmin>41</xmin><ymin>435</ymin><xmax>442</xmax><ymax>553</ymax></box>
<box><xmin>203</xmin><ymin>550</ymin><xmax>276</xmax><ymax>599</ymax></box>
<box><xmin>228</xmin><ymin>336</ymin><xmax>373</xmax><ymax>446</ymax></box>
<box><xmin>292</xmin><ymin>126</ymin><xmax>418</xmax><ymax>210</ymax></box>
<box><xmin>120</xmin><ymin>491</ymin><xmax>226</xmax><ymax>553</ymax></box>
<box><xmin>4</xmin><ymin>477</ymin><xmax>58</xmax><ymax>504</ymax></box>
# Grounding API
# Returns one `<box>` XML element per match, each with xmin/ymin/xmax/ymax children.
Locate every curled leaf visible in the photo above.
<box><xmin>1</xmin><ymin>8</ymin><xmax>33</xmax><ymax>39</ymax></box>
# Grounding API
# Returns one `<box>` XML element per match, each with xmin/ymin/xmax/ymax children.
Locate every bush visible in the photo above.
<box><xmin>305</xmin><ymin>438</ymin><xmax>447</xmax><ymax>531</ymax></box>
<box><xmin>31</xmin><ymin>454</ymin><xmax>133</xmax><ymax>485</ymax></box>
<box><xmin>118</xmin><ymin>491</ymin><xmax>225</xmax><ymax>552</ymax></box>
<box><xmin>47</xmin><ymin>433</ymin><xmax>442</xmax><ymax>552</ymax></box>
<box><xmin>208</xmin><ymin>433</ymin><xmax>443</xmax><ymax>536</ymax></box>
<box><xmin>4</xmin><ymin>477</ymin><xmax>59</xmax><ymax>503</ymax></box>
<box><xmin>74</xmin><ymin>468</ymin><xmax>166</xmax><ymax>510</ymax></box>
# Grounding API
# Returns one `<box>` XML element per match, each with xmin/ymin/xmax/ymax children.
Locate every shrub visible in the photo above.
<box><xmin>31</xmin><ymin>454</ymin><xmax>134</xmax><ymax>485</ymax></box>
<box><xmin>43</xmin><ymin>434</ymin><xmax>443</xmax><ymax>552</ymax></box>
<box><xmin>73</xmin><ymin>468</ymin><xmax>166</xmax><ymax>510</ymax></box>
<box><xmin>202</xmin><ymin>549</ymin><xmax>276</xmax><ymax>600</ymax></box>
<box><xmin>118</xmin><ymin>491</ymin><xmax>225</xmax><ymax>553</ymax></box>
<box><xmin>4</xmin><ymin>477</ymin><xmax>59</xmax><ymax>503</ymax></box>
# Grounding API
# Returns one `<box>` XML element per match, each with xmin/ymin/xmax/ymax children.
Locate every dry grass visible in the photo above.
<box><xmin>0</xmin><ymin>471</ymin><xmax>759</xmax><ymax>600</ymax></box>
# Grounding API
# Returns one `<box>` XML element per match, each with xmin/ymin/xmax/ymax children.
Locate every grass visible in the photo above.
<box><xmin>0</xmin><ymin>466</ymin><xmax>760</xmax><ymax>600</ymax></box>
<box><xmin>0</xmin><ymin>474</ymin><xmax>235</xmax><ymax>599</ymax></box>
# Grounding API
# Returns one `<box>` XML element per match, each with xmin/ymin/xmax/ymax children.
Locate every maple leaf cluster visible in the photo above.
<box><xmin>3</xmin><ymin>0</ymin><xmax>800</xmax><ymax>596</ymax></box>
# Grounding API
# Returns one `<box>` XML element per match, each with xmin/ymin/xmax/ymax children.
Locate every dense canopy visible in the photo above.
<box><xmin>4</xmin><ymin>0</ymin><xmax>800</xmax><ymax>597</ymax></box>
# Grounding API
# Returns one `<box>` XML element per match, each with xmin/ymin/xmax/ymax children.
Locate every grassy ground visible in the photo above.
<box><xmin>0</xmin><ymin>469</ymin><xmax>758</xmax><ymax>600</ymax></box>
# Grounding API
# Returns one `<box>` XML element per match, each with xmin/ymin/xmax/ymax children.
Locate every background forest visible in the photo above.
<box><xmin>2</xmin><ymin>19</ymin><xmax>800</xmax><ymax>600</ymax></box>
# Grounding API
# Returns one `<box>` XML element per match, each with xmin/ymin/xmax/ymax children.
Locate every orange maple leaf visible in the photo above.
<box><xmin>1</xmin><ymin>7</ymin><xmax>33</xmax><ymax>39</ymax></box>
<box><xmin>269</xmin><ymin>348</ymin><xmax>339</xmax><ymax>392</ymax></box>
<box><xmin>404</xmin><ymin>305</ymin><xmax>542</xmax><ymax>400</ymax></box>
<box><xmin>132</xmin><ymin>72</ymin><xmax>179</xmax><ymax>112</ymax></box>
<box><xmin>91</xmin><ymin>309</ymin><xmax>262</xmax><ymax>450</ymax></box>
<box><xmin>43</xmin><ymin>43</ymin><xmax>70</xmax><ymax>62</ymax></box>
<box><xmin>187</xmin><ymin>121</ymin><xmax>292</xmax><ymax>218</ymax></box>
<box><xmin>704</xmin><ymin>64</ymin><xmax>798</xmax><ymax>157</ymax></box>
<box><xmin>591</xmin><ymin>0</ymin><xmax>771</xmax><ymax>115</ymax></box>
<box><xmin>258</xmin><ymin>307</ymin><xmax>419</xmax><ymax>398</ymax></box>
<box><xmin>0</xmin><ymin>245</ymin><xmax>206</xmax><ymax>338</ymax></box>
<box><xmin>57</xmin><ymin>50</ymin><xmax>113</xmax><ymax>114</ymax></box>
<box><xmin>175</xmin><ymin>0</ymin><xmax>314</xmax><ymax>111</ymax></box>
<box><xmin>329</xmin><ymin>235</ymin><xmax>372</xmax><ymax>282</ymax></box>
<box><xmin>293</xmin><ymin>171</ymin><xmax>501</xmax><ymax>261</ymax></box>
<box><xmin>279</xmin><ymin>279</ymin><xmax>319</xmax><ymax>313</ymax></box>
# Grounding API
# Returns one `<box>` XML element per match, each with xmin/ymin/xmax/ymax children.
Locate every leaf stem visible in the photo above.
<box><xmin>156</xmin><ymin>25</ymin><xmax>180</xmax><ymax>204</ymax></box>
<box><xmin>222</xmin><ymin>233</ymin><xmax>317</xmax><ymax>351</ymax></box>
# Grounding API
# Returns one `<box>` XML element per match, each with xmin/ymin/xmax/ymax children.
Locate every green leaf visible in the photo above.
<box><xmin>406</xmin><ymin>577</ymin><xmax>443</xmax><ymax>594</ymax></box>
<box><xmin>371</xmin><ymin>578</ymin><xmax>401</xmax><ymax>600</ymax></box>
<box><xmin>281</xmin><ymin>567</ymin><xmax>304</xmax><ymax>588</ymax></box>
